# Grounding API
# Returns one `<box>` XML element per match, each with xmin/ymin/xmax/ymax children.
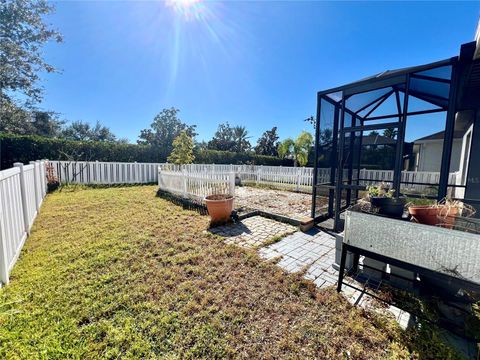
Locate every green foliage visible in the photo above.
<box><xmin>167</xmin><ymin>131</ymin><xmax>195</xmax><ymax>164</ymax></box>
<box><xmin>367</xmin><ymin>183</ymin><xmax>395</xmax><ymax>198</ymax></box>
<box><xmin>195</xmin><ymin>148</ymin><xmax>290</xmax><ymax>166</ymax></box>
<box><xmin>207</xmin><ymin>122</ymin><xmax>251</xmax><ymax>152</ymax></box>
<box><xmin>61</xmin><ymin>120</ymin><xmax>118</xmax><ymax>142</ymax></box>
<box><xmin>137</xmin><ymin>108</ymin><xmax>197</xmax><ymax>160</ymax></box>
<box><xmin>1</xmin><ymin>0</ymin><xmax>63</xmax><ymax>104</ymax></box>
<box><xmin>0</xmin><ymin>134</ymin><xmax>288</xmax><ymax>169</ymax></box>
<box><xmin>278</xmin><ymin>131</ymin><xmax>313</xmax><ymax>166</ymax></box>
<box><xmin>0</xmin><ymin>134</ymin><xmax>161</xmax><ymax>169</ymax></box>
<box><xmin>255</xmin><ymin>127</ymin><xmax>279</xmax><ymax>156</ymax></box>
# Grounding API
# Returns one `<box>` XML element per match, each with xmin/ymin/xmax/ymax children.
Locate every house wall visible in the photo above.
<box><xmin>414</xmin><ymin>139</ymin><xmax>462</xmax><ymax>172</ymax></box>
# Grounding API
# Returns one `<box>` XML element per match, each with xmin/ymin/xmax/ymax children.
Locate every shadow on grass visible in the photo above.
<box><xmin>156</xmin><ymin>189</ymin><xmax>208</xmax><ymax>215</ymax></box>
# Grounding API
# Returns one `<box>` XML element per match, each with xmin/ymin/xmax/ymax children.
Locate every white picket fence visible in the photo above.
<box><xmin>49</xmin><ymin>161</ymin><xmax>163</xmax><ymax>184</ymax></box>
<box><xmin>0</xmin><ymin>160</ymin><xmax>47</xmax><ymax>285</ymax></box>
<box><xmin>158</xmin><ymin>169</ymin><xmax>235</xmax><ymax>202</ymax></box>
<box><xmin>160</xmin><ymin>163</ymin><xmax>460</xmax><ymax>194</ymax></box>
<box><xmin>48</xmin><ymin>160</ymin><xmax>461</xmax><ymax>195</ymax></box>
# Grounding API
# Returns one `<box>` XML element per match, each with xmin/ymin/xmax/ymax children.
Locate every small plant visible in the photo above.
<box><xmin>367</xmin><ymin>183</ymin><xmax>395</xmax><ymax>198</ymax></box>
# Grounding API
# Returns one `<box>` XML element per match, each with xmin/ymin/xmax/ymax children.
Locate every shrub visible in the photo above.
<box><xmin>0</xmin><ymin>134</ymin><xmax>291</xmax><ymax>169</ymax></box>
<box><xmin>194</xmin><ymin>149</ymin><xmax>291</xmax><ymax>166</ymax></box>
<box><xmin>0</xmin><ymin>134</ymin><xmax>161</xmax><ymax>169</ymax></box>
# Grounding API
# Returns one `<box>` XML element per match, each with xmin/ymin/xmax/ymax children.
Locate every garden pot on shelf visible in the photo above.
<box><xmin>205</xmin><ymin>194</ymin><xmax>234</xmax><ymax>226</ymax></box>
<box><xmin>370</xmin><ymin>197</ymin><xmax>406</xmax><ymax>218</ymax></box>
<box><xmin>408</xmin><ymin>205</ymin><xmax>458</xmax><ymax>228</ymax></box>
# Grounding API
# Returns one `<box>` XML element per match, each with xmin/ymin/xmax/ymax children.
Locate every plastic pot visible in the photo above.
<box><xmin>370</xmin><ymin>197</ymin><xmax>406</xmax><ymax>218</ymax></box>
<box><xmin>205</xmin><ymin>194</ymin><xmax>234</xmax><ymax>226</ymax></box>
<box><xmin>408</xmin><ymin>205</ymin><xmax>458</xmax><ymax>228</ymax></box>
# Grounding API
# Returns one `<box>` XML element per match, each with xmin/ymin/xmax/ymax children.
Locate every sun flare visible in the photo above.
<box><xmin>165</xmin><ymin>0</ymin><xmax>205</xmax><ymax>21</ymax></box>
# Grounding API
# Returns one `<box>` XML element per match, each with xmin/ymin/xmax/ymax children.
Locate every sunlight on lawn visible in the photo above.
<box><xmin>0</xmin><ymin>186</ymin><xmax>461</xmax><ymax>359</ymax></box>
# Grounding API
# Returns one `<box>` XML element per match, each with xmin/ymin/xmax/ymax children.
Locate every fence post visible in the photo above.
<box><xmin>29</xmin><ymin>161</ymin><xmax>40</xmax><ymax>211</ymax></box>
<box><xmin>14</xmin><ymin>163</ymin><xmax>30</xmax><ymax>234</ymax></box>
<box><xmin>296</xmin><ymin>168</ymin><xmax>301</xmax><ymax>192</ymax></box>
<box><xmin>182</xmin><ymin>170</ymin><xmax>188</xmax><ymax>197</ymax></box>
<box><xmin>229</xmin><ymin>172</ymin><xmax>235</xmax><ymax>197</ymax></box>
<box><xmin>0</xmin><ymin>208</ymin><xmax>10</xmax><ymax>285</ymax></box>
<box><xmin>158</xmin><ymin>167</ymin><xmax>161</xmax><ymax>187</ymax></box>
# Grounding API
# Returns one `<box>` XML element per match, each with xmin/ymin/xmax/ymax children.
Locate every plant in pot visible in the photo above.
<box><xmin>204</xmin><ymin>193</ymin><xmax>234</xmax><ymax>226</ymax></box>
<box><xmin>367</xmin><ymin>183</ymin><xmax>406</xmax><ymax>218</ymax></box>
<box><xmin>408</xmin><ymin>198</ymin><xmax>475</xmax><ymax>228</ymax></box>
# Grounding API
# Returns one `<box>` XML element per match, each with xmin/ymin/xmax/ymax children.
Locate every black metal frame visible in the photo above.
<box><xmin>311</xmin><ymin>57</ymin><xmax>468</xmax><ymax>231</ymax></box>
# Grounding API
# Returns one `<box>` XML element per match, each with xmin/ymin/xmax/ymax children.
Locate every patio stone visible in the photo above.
<box><xmin>210</xmin><ymin>216</ymin><xmax>296</xmax><ymax>248</ymax></box>
<box><xmin>259</xmin><ymin>227</ymin><xmax>337</xmax><ymax>289</ymax></box>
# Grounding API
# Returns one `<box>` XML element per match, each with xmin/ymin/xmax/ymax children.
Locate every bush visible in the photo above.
<box><xmin>0</xmin><ymin>134</ymin><xmax>162</xmax><ymax>169</ymax></box>
<box><xmin>0</xmin><ymin>134</ymin><xmax>291</xmax><ymax>169</ymax></box>
<box><xmin>195</xmin><ymin>149</ymin><xmax>291</xmax><ymax>166</ymax></box>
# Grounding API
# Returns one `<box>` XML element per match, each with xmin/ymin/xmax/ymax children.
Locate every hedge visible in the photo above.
<box><xmin>0</xmin><ymin>134</ymin><xmax>290</xmax><ymax>169</ymax></box>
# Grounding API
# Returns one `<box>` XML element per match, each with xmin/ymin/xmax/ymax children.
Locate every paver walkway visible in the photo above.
<box><xmin>209</xmin><ymin>216</ymin><xmax>296</xmax><ymax>248</ymax></box>
<box><xmin>259</xmin><ymin>228</ymin><xmax>337</xmax><ymax>288</ymax></box>
<box><xmin>211</xmin><ymin>216</ymin><xmax>337</xmax><ymax>289</ymax></box>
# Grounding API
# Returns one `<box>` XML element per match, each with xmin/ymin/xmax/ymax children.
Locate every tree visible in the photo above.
<box><xmin>255</xmin><ymin>127</ymin><xmax>279</xmax><ymax>156</ymax></box>
<box><xmin>207</xmin><ymin>122</ymin><xmax>236</xmax><ymax>151</ymax></box>
<box><xmin>232</xmin><ymin>126</ymin><xmax>251</xmax><ymax>152</ymax></box>
<box><xmin>1</xmin><ymin>0</ymin><xmax>63</xmax><ymax>105</ymax></box>
<box><xmin>368</xmin><ymin>130</ymin><xmax>380</xmax><ymax>136</ymax></box>
<box><xmin>383</xmin><ymin>127</ymin><xmax>397</xmax><ymax>139</ymax></box>
<box><xmin>61</xmin><ymin>120</ymin><xmax>117</xmax><ymax>142</ymax></box>
<box><xmin>31</xmin><ymin>111</ymin><xmax>64</xmax><ymax>137</ymax></box>
<box><xmin>138</xmin><ymin>108</ymin><xmax>196</xmax><ymax>160</ymax></box>
<box><xmin>278</xmin><ymin>131</ymin><xmax>313</xmax><ymax>167</ymax></box>
<box><xmin>167</xmin><ymin>130</ymin><xmax>195</xmax><ymax>164</ymax></box>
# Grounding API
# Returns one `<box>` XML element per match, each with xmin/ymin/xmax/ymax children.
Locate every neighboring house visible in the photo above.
<box><xmin>412</xmin><ymin>108</ymin><xmax>475</xmax><ymax>181</ymax></box>
<box><xmin>412</xmin><ymin>131</ymin><xmax>463</xmax><ymax>172</ymax></box>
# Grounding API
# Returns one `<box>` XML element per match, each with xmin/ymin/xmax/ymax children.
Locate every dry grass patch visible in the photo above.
<box><xmin>0</xmin><ymin>186</ymin><xmax>461</xmax><ymax>359</ymax></box>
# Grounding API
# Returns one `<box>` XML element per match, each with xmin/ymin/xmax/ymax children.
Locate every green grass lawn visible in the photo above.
<box><xmin>0</xmin><ymin>186</ymin><xmax>462</xmax><ymax>359</ymax></box>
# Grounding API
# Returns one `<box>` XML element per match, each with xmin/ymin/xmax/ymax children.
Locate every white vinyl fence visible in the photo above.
<box><xmin>49</xmin><ymin>161</ymin><xmax>163</xmax><ymax>185</ymax></box>
<box><xmin>0</xmin><ymin>160</ymin><xmax>47</xmax><ymax>285</ymax></box>
<box><xmin>158</xmin><ymin>169</ymin><xmax>235</xmax><ymax>202</ymax></box>
<box><xmin>160</xmin><ymin>163</ymin><xmax>461</xmax><ymax>194</ymax></box>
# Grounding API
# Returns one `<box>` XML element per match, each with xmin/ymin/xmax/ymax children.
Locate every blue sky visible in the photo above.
<box><xmin>40</xmin><ymin>1</ymin><xmax>479</xmax><ymax>144</ymax></box>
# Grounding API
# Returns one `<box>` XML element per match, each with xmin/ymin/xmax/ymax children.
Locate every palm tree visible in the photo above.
<box><xmin>278</xmin><ymin>131</ymin><xmax>313</xmax><ymax>166</ymax></box>
<box><xmin>233</xmin><ymin>126</ymin><xmax>251</xmax><ymax>152</ymax></box>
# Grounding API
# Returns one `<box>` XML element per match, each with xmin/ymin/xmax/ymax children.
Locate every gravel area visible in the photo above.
<box><xmin>234</xmin><ymin>186</ymin><xmax>315</xmax><ymax>220</ymax></box>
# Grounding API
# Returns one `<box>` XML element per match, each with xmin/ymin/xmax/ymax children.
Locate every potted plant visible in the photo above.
<box><xmin>408</xmin><ymin>198</ymin><xmax>473</xmax><ymax>228</ymax></box>
<box><xmin>367</xmin><ymin>183</ymin><xmax>406</xmax><ymax>218</ymax></box>
<box><xmin>204</xmin><ymin>194</ymin><xmax>234</xmax><ymax>226</ymax></box>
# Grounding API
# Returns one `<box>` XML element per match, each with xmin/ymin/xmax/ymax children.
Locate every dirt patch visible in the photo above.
<box><xmin>235</xmin><ymin>186</ymin><xmax>326</xmax><ymax>220</ymax></box>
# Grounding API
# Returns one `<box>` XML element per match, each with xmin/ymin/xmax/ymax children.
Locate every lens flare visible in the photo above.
<box><xmin>165</xmin><ymin>0</ymin><xmax>206</xmax><ymax>21</ymax></box>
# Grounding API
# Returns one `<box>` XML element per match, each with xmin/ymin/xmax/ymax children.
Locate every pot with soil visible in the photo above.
<box><xmin>408</xmin><ymin>205</ymin><xmax>458</xmax><ymax>228</ymax></box>
<box><xmin>367</xmin><ymin>183</ymin><xmax>406</xmax><ymax>218</ymax></box>
<box><xmin>205</xmin><ymin>194</ymin><xmax>234</xmax><ymax>226</ymax></box>
<box><xmin>370</xmin><ymin>196</ymin><xmax>407</xmax><ymax>218</ymax></box>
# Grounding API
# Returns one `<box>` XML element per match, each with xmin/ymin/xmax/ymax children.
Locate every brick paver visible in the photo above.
<box><xmin>209</xmin><ymin>216</ymin><xmax>296</xmax><ymax>248</ymax></box>
<box><xmin>259</xmin><ymin>228</ymin><xmax>337</xmax><ymax>289</ymax></box>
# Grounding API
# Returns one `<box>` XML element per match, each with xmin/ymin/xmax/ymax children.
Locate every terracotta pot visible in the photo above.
<box><xmin>205</xmin><ymin>194</ymin><xmax>234</xmax><ymax>225</ymax></box>
<box><xmin>408</xmin><ymin>205</ymin><xmax>458</xmax><ymax>228</ymax></box>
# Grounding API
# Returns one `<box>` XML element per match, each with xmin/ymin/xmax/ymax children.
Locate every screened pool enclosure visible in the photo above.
<box><xmin>312</xmin><ymin>40</ymin><xmax>480</xmax><ymax>231</ymax></box>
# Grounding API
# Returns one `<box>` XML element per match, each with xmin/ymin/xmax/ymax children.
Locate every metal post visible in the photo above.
<box><xmin>14</xmin><ymin>163</ymin><xmax>30</xmax><ymax>234</ymax></box>
<box><xmin>392</xmin><ymin>76</ymin><xmax>409</xmax><ymax>196</ymax></box>
<box><xmin>334</xmin><ymin>93</ymin><xmax>346</xmax><ymax>232</ymax></box>
<box><xmin>337</xmin><ymin>244</ymin><xmax>347</xmax><ymax>292</ymax></box>
<box><xmin>439</xmin><ymin>62</ymin><xmax>459</xmax><ymax>200</ymax></box>
<box><xmin>311</xmin><ymin>94</ymin><xmax>321</xmax><ymax>218</ymax></box>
